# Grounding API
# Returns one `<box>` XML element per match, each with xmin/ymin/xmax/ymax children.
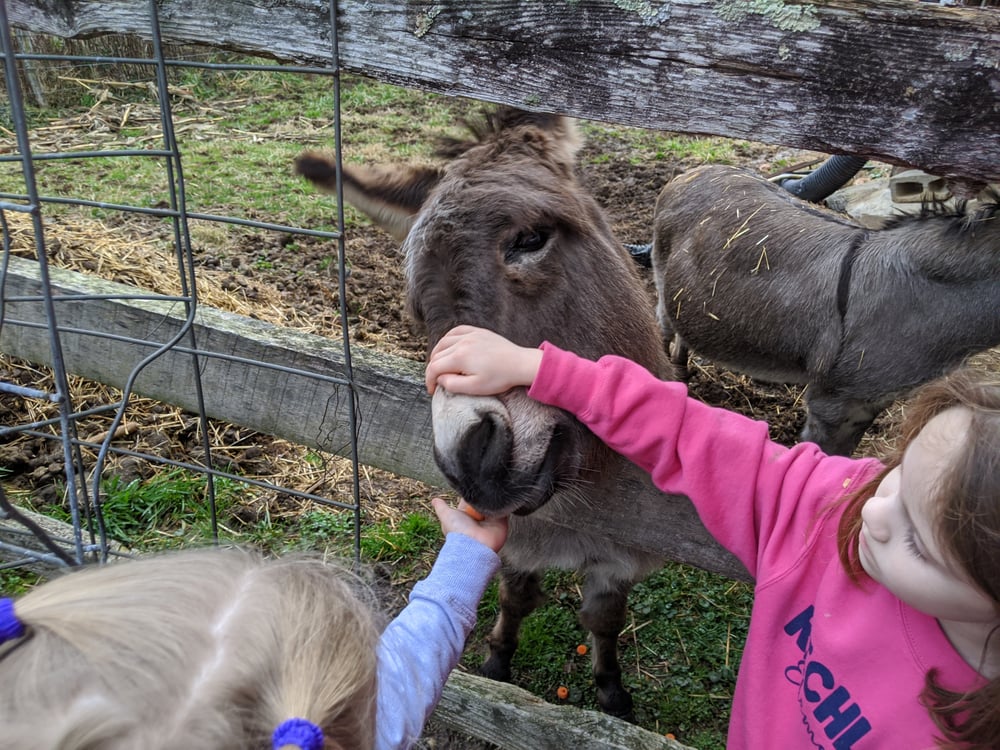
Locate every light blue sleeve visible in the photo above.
<box><xmin>374</xmin><ymin>532</ymin><xmax>501</xmax><ymax>750</ymax></box>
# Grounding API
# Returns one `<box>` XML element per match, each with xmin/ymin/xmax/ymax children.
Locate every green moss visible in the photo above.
<box><xmin>715</xmin><ymin>0</ymin><xmax>821</xmax><ymax>33</ymax></box>
<box><xmin>611</xmin><ymin>0</ymin><xmax>673</xmax><ymax>25</ymax></box>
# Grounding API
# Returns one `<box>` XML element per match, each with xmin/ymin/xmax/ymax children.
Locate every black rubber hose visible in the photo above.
<box><xmin>779</xmin><ymin>155</ymin><xmax>869</xmax><ymax>202</ymax></box>
<box><xmin>623</xmin><ymin>242</ymin><xmax>653</xmax><ymax>268</ymax></box>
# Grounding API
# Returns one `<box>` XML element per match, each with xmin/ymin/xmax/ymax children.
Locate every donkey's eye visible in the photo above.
<box><xmin>505</xmin><ymin>228</ymin><xmax>550</xmax><ymax>262</ymax></box>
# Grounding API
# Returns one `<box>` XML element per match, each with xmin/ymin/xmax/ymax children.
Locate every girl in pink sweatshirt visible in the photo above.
<box><xmin>425</xmin><ymin>325</ymin><xmax>1000</xmax><ymax>750</ymax></box>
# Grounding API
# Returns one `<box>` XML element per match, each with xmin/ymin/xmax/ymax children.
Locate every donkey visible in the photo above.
<box><xmin>652</xmin><ymin>163</ymin><xmax>1000</xmax><ymax>456</ymax></box>
<box><xmin>296</xmin><ymin>108</ymin><xmax>671</xmax><ymax>719</ymax></box>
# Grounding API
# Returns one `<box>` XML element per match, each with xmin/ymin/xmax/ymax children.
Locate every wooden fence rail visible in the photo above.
<box><xmin>0</xmin><ymin>256</ymin><xmax>748</xmax><ymax>583</ymax></box>
<box><xmin>8</xmin><ymin>0</ymin><xmax>1000</xmax><ymax>188</ymax></box>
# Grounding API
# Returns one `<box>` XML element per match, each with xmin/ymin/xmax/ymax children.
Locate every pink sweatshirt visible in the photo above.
<box><xmin>529</xmin><ymin>343</ymin><xmax>983</xmax><ymax>750</ymax></box>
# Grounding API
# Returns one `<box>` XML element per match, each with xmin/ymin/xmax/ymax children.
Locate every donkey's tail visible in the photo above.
<box><xmin>294</xmin><ymin>151</ymin><xmax>339</xmax><ymax>191</ymax></box>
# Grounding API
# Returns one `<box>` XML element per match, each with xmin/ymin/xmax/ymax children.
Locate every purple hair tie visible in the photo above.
<box><xmin>272</xmin><ymin>717</ymin><xmax>324</xmax><ymax>750</ymax></box>
<box><xmin>0</xmin><ymin>598</ymin><xmax>25</xmax><ymax>643</ymax></box>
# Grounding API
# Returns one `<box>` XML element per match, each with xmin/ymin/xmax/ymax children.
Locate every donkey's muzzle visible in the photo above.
<box><xmin>430</xmin><ymin>388</ymin><xmax>572</xmax><ymax>516</ymax></box>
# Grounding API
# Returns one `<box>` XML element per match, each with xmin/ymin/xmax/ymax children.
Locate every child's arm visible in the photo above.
<box><xmin>426</xmin><ymin>326</ymin><xmax>874</xmax><ymax>579</ymax></box>
<box><xmin>374</xmin><ymin>499</ymin><xmax>507</xmax><ymax>750</ymax></box>
<box><xmin>425</xmin><ymin>325</ymin><xmax>728</xmax><ymax>487</ymax></box>
<box><xmin>542</xmin><ymin>343</ymin><xmax>884</xmax><ymax>576</ymax></box>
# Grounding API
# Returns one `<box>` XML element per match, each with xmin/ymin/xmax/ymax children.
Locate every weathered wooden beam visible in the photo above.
<box><xmin>0</xmin><ymin>257</ymin><xmax>444</xmax><ymax>487</ymax></box>
<box><xmin>434</xmin><ymin>670</ymin><xmax>693</xmax><ymax>750</ymax></box>
<box><xmin>0</xmin><ymin>256</ymin><xmax>748</xmax><ymax>581</ymax></box>
<box><xmin>7</xmin><ymin>0</ymin><xmax>999</xmax><ymax>187</ymax></box>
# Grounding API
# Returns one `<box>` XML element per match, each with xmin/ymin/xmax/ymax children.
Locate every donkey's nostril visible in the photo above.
<box><xmin>466</xmin><ymin>413</ymin><xmax>496</xmax><ymax>459</ymax></box>
<box><xmin>464</xmin><ymin>413</ymin><xmax>512</xmax><ymax>480</ymax></box>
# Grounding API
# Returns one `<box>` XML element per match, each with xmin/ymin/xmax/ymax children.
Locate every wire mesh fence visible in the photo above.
<box><xmin>0</xmin><ymin>0</ymin><xmax>364</xmax><ymax>572</ymax></box>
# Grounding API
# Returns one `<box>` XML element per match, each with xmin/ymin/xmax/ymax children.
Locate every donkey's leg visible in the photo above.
<box><xmin>579</xmin><ymin>578</ymin><xmax>634</xmax><ymax>720</ymax></box>
<box><xmin>667</xmin><ymin>334</ymin><xmax>691</xmax><ymax>381</ymax></box>
<box><xmin>652</xmin><ymin>251</ymin><xmax>690</xmax><ymax>381</ymax></box>
<box><xmin>479</xmin><ymin>567</ymin><xmax>546</xmax><ymax>683</ymax></box>
<box><xmin>655</xmin><ymin>302</ymin><xmax>690</xmax><ymax>381</ymax></box>
<box><xmin>654</xmin><ymin>310</ymin><xmax>690</xmax><ymax>381</ymax></box>
<box><xmin>802</xmin><ymin>391</ymin><xmax>884</xmax><ymax>457</ymax></box>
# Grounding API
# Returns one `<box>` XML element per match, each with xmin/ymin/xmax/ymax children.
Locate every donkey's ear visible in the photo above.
<box><xmin>296</xmin><ymin>151</ymin><xmax>442</xmax><ymax>243</ymax></box>
<box><xmin>342</xmin><ymin>164</ymin><xmax>443</xmax><ymax>242</ymax></box>
<box><xmin>551</xmin><ymin>115</ymin><xmax>584</xmax><ymax>164</ymax></box>
<box><xmin>486</xmin><ymin>108</ymin><xmax>585</xmax><ymax>169</ymax></box>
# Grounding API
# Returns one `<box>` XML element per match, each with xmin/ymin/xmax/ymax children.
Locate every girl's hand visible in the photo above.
<box><xmin>425</xmin><ymin>325</ymin><xmax>543</xmax><ymax>395</ymax></box>
<box><xmin>432</xmin><ymin>497</ymin><xmax>508</xmax><ymax>553</ymax></box>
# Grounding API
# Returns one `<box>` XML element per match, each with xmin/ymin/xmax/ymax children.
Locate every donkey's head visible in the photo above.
<box><xmin>297</xmin><ymin>107</ymin><xmax>666</xmax><ymax>516</ymax></box>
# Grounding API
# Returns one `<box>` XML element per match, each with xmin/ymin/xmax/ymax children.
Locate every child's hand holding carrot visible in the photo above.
<box><xmin>431</xmin><ymin>497</ymin><xmax>508</xmax><ymax>553</ymax></box>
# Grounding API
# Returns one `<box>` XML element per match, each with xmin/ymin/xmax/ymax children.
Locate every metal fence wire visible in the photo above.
<box><xmin>0</xmin><ymin>0</ymin><xmax>363</xmax><ymax>571</ymax></box>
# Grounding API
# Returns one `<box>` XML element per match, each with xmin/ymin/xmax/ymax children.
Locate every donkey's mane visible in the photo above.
<box><xmin>434</xmin><ymin>107</ymin><xmax>568</xmax><ymax>159</ymax></box>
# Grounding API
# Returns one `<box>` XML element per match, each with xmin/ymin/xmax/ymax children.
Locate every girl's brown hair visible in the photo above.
<box><xmin>836</xmin><ymin>366</ymin><xmax>1000</xmax><ymax>750</ymax></box>
<box><xmin>0</xmin><ymin>546</ymin><xmax>384</xmax><ymax>749</ymax></box>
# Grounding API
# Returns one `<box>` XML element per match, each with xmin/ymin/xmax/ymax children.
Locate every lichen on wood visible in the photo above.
<box><xmin>715</xmin><ymin>0</ymin><xmax>822</xmax><ymax>32</ymax></box>
<box><xmin>610</xmin><ymin>0</ymin><xmax>673</xmax><ymax>25</ymax></box>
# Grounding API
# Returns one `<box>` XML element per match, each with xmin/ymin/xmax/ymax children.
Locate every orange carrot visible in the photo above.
<box><xmin>462</xmin><ymin>505</ymin><xmax>486</xmax><ymax>522</ymax></box>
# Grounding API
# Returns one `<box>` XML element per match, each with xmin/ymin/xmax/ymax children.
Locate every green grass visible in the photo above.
<box><xmin>296</xmin><ymin>507</ymin><xmax>355</xmax><ymax>547</ymax></box>
<box><xmin>581</xmin><ymin>121</ymin><xmax>742</xmax><ymax>167</ymax></box>
<box><xmin>0</xmin><ymin>67</ymin><xmax>473</xmax><ymax>237</ymax></box>
<box><xmin>88</xmin><ymin>469</ymin><xmax>242</xmax><ymax>549</ymax></box>
<box><xmin>360</xmin><ymin>512</ymin><xmax>438</xmax><ymax>558</ymax></box>
<box><xmin>0</xmin><ymin>568</ymin><xmax>42</xmax><ymax>597</ymax></box>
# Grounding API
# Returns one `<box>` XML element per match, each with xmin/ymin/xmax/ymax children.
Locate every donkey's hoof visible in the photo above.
<box><xmin>478</xmin><ymin>656</ymin><xmax>513</xmax><ymax>683</ymax></box>
<box><xmin>595</xmin><ymin>673</ymin><xmax>635</xmax><ymax>722</ymax></box>
<box><xmin>599</xmin><ymin>689</ymin><xmax>635</xmax><ymax>723</ymax></box>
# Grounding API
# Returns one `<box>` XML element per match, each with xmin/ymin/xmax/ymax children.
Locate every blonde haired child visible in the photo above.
<box><xmin>0</xmin><ymin>496</ymin><xmax>507</xmax><ymax>750</ymax></box>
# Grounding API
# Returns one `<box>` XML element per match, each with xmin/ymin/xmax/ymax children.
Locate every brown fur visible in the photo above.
<box><xmin>297</xmin><ymin>107</ymin><xmax>671</xmax><ymax>718</ymax></box>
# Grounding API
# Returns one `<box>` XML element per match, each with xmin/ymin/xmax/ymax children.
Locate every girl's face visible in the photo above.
<box><xmin>859</xmin><ymin>407</ymin><xmax>998</xmax><ymax>626</ymax></box>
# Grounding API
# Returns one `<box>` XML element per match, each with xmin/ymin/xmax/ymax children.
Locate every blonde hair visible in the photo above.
<box><xmin>0</xmin><ymin>547</ymin><xmax>384</xmax><ymax>749</ymax></box>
